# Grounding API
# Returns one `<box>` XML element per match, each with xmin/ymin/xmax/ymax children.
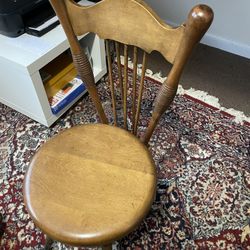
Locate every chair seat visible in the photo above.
<box><xmin>23</xmin><ymin>124</ymin><xmax>156</xmax><ymax>246</ymax></box>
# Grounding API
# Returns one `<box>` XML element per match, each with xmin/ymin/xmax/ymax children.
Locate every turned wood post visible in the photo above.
<box><xmin>142</xmin><ymin>5</ymin><xmax>214</xmax><ymax>145</ymax></box>
<box><xmin>49</xmin><ymin>0</ymin><xmax>108</xmax><ymax>124</ymax></box>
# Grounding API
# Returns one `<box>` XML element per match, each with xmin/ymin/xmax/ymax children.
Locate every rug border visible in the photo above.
<box><xmin>117</xmin><ymin>56</ymin><xmax>250</xmax><ymax>126</ymax></box>
<box><xmin>144</xmin><ymin>73</ymin><xmax>250</xmax><ymax>127</ymax></box>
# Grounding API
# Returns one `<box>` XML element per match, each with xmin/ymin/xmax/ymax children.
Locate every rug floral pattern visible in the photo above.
<box><xmin>0</xmin><ymin>70</ymin><xmax>250</xmax><ymax>249</ymax></box>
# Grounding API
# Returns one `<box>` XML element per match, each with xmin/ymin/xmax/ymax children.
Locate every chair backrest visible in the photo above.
<box><xmin>49</xmin><ymin>0</ymin><xmax>213</xmax><ymax>144</ymax></box>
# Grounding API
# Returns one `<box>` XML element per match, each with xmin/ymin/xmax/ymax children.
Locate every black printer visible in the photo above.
<box><xmin>0</xmin><ymin>0</ymin><xmax>58</xmax><ymax>37</ymax></box>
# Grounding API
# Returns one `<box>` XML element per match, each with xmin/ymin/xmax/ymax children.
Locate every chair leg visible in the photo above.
<box><xmin>102</xmin><ymin>244</ymin><xmax>112</xmax><ymax>250</ymax></box>
<box><xmin>0</xmin><ymin>214</ymin><xmax>5</xmax><ymax>238</ymax></box>
<box><xmin>44</xmin><ymin>235</ymin><xmax>53</xmax><ymax>250</ymax></box>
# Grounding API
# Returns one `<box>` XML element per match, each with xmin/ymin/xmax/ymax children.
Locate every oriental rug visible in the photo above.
<box><xmin>0</xmin><ymin>67</ymin><xmax>250</xmax><ymax>249</ymax></box>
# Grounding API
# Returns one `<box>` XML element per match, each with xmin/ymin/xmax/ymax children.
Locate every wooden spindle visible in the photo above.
<box><xmin>115</xmin><ymin>42</ymin><xmax>124</xmax><ymax>103</ymax></box>
<box><xmin>105</xmin><ymin>40</ymin><xmax>117</xmax><ymax>126</ymax></box>
<box><xmin>134</xmin><ymin>51</ymin><xmax>147</xmax><ymax>135</ymax></box>
<box><xmin>132</xmin><ymin>46</ymin><xmax>138</xmax><ymax>134</ymax></box>
<box><xmin>123</xmin><ymin>44</ymin><xmax>128</xmax><ymax>130</ymax></box>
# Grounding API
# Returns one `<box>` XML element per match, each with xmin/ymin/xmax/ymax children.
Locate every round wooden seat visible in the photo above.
<box><xmin>23</xmin><ymin>124</ymin><xmax>156</xmax><ymax>247</ymax></box>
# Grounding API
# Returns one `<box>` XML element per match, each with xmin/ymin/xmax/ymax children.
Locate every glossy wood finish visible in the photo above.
<box><xmin>142</xmin><ymin>4</ymin><xmax>214</xmax><ymax>144</ymax></box>
<box><xmin>132</xmin><ymin>46</ymin><xmax>138</xmax><ymax>133</ymax></box>
<box><xmin>123</xmin><ymin>44</ymin><xmax>129</xmax><ymax>129</ymax></box>
<box><xmin>24</xmin><ymin>124</ymin><xmax>156</xmax><ymax>247</ymax></box>
<box><xmin>65</xmin><ymin>0</ymin><xmax>184</xmax><ymax>64</ymax></box>
<box><xmin>49</xmin><ymin>0</ymin><xmax>213</xmax><ymax>143</ymax></box>
<box><xmin>48</xmin><ymin>0</ymin><xmax>108</xmax><ymax>124</ymax></box>
<box><xmin>26</xmin><ymin>0</ymin><xmax>213</xmax><ymax>248</ymax></box>
<box><xmin>134</xmin><ymin>51</ymin><xmax>147</xmax><ymax>135</ymax></box>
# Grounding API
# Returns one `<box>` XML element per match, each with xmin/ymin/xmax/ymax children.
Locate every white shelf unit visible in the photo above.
<box><xmin>0</xmin><ymin>24</ymin><xmax>107</xmax><ymax>126</ymax></box>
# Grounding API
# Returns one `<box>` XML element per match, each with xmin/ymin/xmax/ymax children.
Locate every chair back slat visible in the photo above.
<box><xmin>132</xmin><ymin>46</ymin><xmax>138</xmax><ymax>134</ymax></box>
<box><xmin>123</xmin><ymin>44</ymin><xmax>129</xmax><ymax>130</ymax></box>
<box><xmin>64</xmin><ymin>0</ymin><xmax>185</xmax><ymax>64</ymax></box>
<box><xmin>105</xmin><ymin>40</ymin><xmax>117</xmax><ymax>126</ymax></box>
<box><xmin>134</xmin><ymin>51</ymin><xmax>147</xmax><ymax>135</ymax></box>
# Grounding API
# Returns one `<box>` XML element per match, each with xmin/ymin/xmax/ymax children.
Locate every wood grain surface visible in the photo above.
<box><xmin>25</xmin><ymin>1</ymin><xmax>214</xmax><ymax>247</ymax></box>
<box><xmin>64</xmin><ymin>0</ymin><xmax>184</xmax><ymax>64</ymax></box>
<box><xmin>24</xmin><ymin>124</ymin><xmax>156</xmax><ymax>246</ymax></box>
<box><xmin>49</xmin><ymin>0</ymin><xmax>213</xmax><ymax>144</ymax></box>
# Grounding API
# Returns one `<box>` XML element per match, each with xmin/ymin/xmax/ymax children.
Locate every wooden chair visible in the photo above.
<box><xmin>23</xmin><ymin>0</ymin><xmax>213</xmax><ymax>249</ymax></box>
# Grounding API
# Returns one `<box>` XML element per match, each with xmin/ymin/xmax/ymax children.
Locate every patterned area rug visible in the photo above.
<box><xmin>0</xmin><ymin>68</ymin><xmax>250</xmax><ymax>249</ymax></box>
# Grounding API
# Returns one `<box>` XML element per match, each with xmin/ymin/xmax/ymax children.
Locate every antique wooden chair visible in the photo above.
<box><xmin>23</xmin><ymin>0</ymin><xmax>213</xmax><ymax>249</ymax></box>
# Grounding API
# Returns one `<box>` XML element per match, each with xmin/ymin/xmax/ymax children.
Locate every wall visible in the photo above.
<box><xmin>144</xmin><ymin>0</ymin><xmax>250</xmax><ymax>59</ymax></box>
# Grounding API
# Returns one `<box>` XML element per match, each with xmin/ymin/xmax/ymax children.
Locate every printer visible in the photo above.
<box><xmin>0</xmin><ymin>0</ymin><xmax>57</xmax><ymax>37</ymax></box>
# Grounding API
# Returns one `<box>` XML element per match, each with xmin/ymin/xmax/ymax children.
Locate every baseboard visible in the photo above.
<box><xmin>201</xmin><ymin>34</ymin><xmax>250</xmax><ymax>59</ymax></box>
<box><xmin>165</xmin><ymin>20</ymin><xmax>250</xmax><ymax>59</ymax></box>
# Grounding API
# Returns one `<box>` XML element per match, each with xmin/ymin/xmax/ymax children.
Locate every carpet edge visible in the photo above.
<box><xmin>119</xmin><ymin>56</ymin><xmax>250</xmax><ymax>124</ymax></box>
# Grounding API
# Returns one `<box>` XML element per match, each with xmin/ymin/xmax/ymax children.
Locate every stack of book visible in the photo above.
<box><xmin>48</xmin><ymin>76</ymin><xmax>86</xmax><ymax>114</ymax></box>
<box><xmin>41</xmin><ymin>51</ymin><xmax>87</xmax><ymax>114</ymax></box>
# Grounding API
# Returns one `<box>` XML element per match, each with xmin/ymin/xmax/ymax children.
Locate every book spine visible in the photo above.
<box><xmin>51</xmin><ymin>83</ymin><xmax>86</xmax><ymax>114</ymax></box>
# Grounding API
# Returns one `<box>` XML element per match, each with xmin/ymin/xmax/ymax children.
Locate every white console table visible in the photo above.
<box><xmin>0</xmin><ymin>24</ymin><xmax>107</xmax><ymax>126</ymax></box>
